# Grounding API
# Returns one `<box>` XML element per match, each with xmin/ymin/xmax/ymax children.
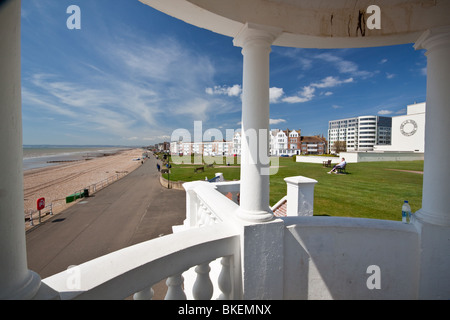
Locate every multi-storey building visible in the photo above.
<box><xmin>270</xmin><ymin>129</ymin><xmax>288</xmax><ymax>156</ymax></box>
<box><xmin>300</xmin><ymin>135</ymin><xmax>327</xmax><ymax>155</ymax></box>
<box><xmin>232</xmin><ymin>131</ymin><xmax>241</xmax><ymax>156</ymax></box>
<box><xmin>328</xmin><ymin>116</ymin><xmax>392</xmax><ymax>153</ymax></box>
<box><xmin>269</xmin><ymin>129</ymin><xmax>303</xmax><ymax>156</ymax></box>
<box><xmin>288</xmin><ymin>130</ymin><xmax>301</xmax><ymax>154</ymax></box>
<box><xmin>170</xmin><ymin>128</ymin><xmax>328</xmax><ymax>157</ymax></box>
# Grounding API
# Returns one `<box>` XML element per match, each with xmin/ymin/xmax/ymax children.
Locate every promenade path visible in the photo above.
<box><xmin>26</xmin><ymin>155</ymin><xmax>186</xmax><ymax>298</ymax></box>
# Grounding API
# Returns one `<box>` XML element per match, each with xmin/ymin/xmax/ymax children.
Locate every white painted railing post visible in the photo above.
<box><xmin>218</xmin><ymin>256</ymin><xmax>232</xmax><ymax>300</ymax></box>
<box><xmin>165</xmin><ymin>274</ymin><xmax>187</xmax><ymax>300</ymax></box>
<box><xmin>284</xmin><ymin>176</ymin><xmax>318</xmax><ymax>216</ymax></box>
<box><xmin>183</xmin><ymin>181</ymin><xmax>203</xmax><ymax>227</ymax></box>
<box><xmin>193</xmin><ymin>262</ymin><xmax>214</xmax><ymax>300</ymax></box>
<box><xmin>133</xmin><ymin>286</ymin><xmax>154</xmax><ymax>300</ymax></box>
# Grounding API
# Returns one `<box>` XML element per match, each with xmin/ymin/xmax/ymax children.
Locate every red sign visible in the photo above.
<box><xmin>37</xmin><ymin>198</ymin><xmax>45</xmax><ymax>211</ymax></box>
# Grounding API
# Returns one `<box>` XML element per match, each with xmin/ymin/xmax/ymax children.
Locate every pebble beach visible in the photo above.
<box><xmin>24</xmin><ymin>148</ymin><xmax>145</xmax><ymax>227</ymax></box>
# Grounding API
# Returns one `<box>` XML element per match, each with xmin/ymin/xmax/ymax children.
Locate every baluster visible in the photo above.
<box><xmin>193</xmin><ymin>262</ymin><xmax>213</xmax><ymax>300</ymax></box>
<box><xmin>204</xmin><ymin>206</ymin><xmax>212</xmax><ymax>226</ymax></box>
<box><xmin>165</xmin><ymin>274</ymin><xmax>187</xmax><ymax>300</ymax></box>
<box><xmin>218</xmin><ymin>256</ymin><xmax>232</xmax><ymax>300</ymax></box>
<box><xmin>133</xmin><ymin>286</ymin><xmax>154</xmax><ymax>300</ymax></box>
<box><xmin>209</xmin><ymin>213</ymin><xmax>217</xmax><ymax>225</ymax></box>
<box><xmin>198</xmin><ymin>202</ymin><xmax>206</xmax><ymax>227</ymax></box>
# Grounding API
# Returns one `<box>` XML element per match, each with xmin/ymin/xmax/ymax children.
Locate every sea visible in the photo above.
<box><xmin>23</xmin><ymin>145</ymin><xmax>132</xmax><ymax>171</ymax></box>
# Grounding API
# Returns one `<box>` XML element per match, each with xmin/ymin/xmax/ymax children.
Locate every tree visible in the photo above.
<box><xmin>332</xmin><ymin>140</ymin><xmax>347</xmax><ymax>154</ymax></box>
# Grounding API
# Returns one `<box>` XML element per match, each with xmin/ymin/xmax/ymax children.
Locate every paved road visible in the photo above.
<box><xmin>26</xmin><ymin>155</ymin><xmax>186</xmax><ymax>297</ymax></box>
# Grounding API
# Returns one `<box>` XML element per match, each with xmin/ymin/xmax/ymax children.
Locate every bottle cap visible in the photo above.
<box><xmin>404</xmin><ymin>200</ymin><xmax>408</xmax><ymax>203</ymax></box>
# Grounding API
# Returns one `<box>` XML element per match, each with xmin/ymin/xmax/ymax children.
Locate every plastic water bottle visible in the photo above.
<box><xmin>402</xmin><ymin>200</ymin><xmax>412</xmax><ymax>224</ymax></box>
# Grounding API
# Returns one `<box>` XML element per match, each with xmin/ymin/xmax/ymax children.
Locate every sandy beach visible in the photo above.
<box><xmin>24</xmin><ymin>148</ymin><xmax>145</xmax><ymax>226</ymax></box>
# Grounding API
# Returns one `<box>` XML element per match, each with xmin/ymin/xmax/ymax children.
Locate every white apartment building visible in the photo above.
<box><xmin>232</xmin><ymin>131</ymin><xmax>241</xmax><ymax>156</ymax></box>
<box><xmin>170</xmin><ymin>139</ymin><xmax>234</xmax><ymax>156</ymax></box>
<box><xmin>328</xmin><ymin>115</ymin><xmax>392</xmax><ymax>153</ymax></box>
<box><xmin>171</xmin><ymin>129</ymin><xmax>324</xmax><ymax>157</ymax></box>
<box><xmin>270</xmin><ymin>129</ymin><xmax>288</xmax><ymax>156</ymax></box>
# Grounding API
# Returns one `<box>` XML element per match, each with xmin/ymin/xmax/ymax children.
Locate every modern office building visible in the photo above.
<box><xmin>328</xmin><ymin>115</ymin><xmax>392</xmax><ymax>153</ymax></box>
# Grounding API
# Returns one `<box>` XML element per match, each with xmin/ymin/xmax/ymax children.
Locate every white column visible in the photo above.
<box><xmin>0</xmin><ymin>0</ymin><xmax>41</xmax><ymax>299</ymax></box>
<box><xmin>413</xmin><ymin>26</ymin><xmax>450</xmax><ymax>299</ymax></box>
<box><xmin>414</xmin><ymin>26</ymin><xmax>450</xmax><ymax>226</ymax></box>
<box><xmin>233</xmin><ymin>23</ymin><xmax>281</xmax><ymax>223</ymax></box>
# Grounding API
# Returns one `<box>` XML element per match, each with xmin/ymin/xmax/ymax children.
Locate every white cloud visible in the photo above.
<box><xmin>283</xmin><ymin>86</ymin><xmax>315</xmax><ymax>104</ymax></box>
<box><xmin>332</xmin><ymin>105</ymin><xmax>342</xmax><ymax>109</ymax></box>
<box><xmin>270</xmin><ymin>118</ymin><xmax>287</xmax><ymax>125</ymax></box>
<box><xmin>206</xmin><ymin>84</ymin><xmax>242</xmax><ymax>97</ymax></box>
<box><xmin>315</xmin><ymin>53</ymin><xmax>373</xmax><ymax>78</ymax></box>
<box><xmin>22</xmin><ymin>34</ymin><xmax>220</xmax><ymax>144</ymax></box>
<box><xmin>380</xmin><ymin>58</ymin><xmax>388</xmax><ymax>64</ymax></box>
<box><xmin>207</xmin><ymin>85</ymin><xmax>287</xmax><ymax>105</ymax></box>
<box><xmin>386</xmin><ymin>73</ymin><xmax>395</xmax><ymax>79</ymax></box>
<box><xmin>172</xmin><ymin>98</ymin><xmax>211</xmax><ymax>121</ymax></box>
<box><xmin>311</xmin><ymin>76</ymin><xmax>353</xmax><ymax>88</ymax></box>
<box><xmin>270</xmin><ymin>87</ymin><xmax>285</xmax><ymax>103</ymax></box>
<box><xmin>278</xmin><ymin>75</ymin><xmax>353</xmax><ymax>104</ymax></box>
<box><xmin>378</xmin><ymin>110</ymin><xmax>393</xmax><ymax>115</ymax></box>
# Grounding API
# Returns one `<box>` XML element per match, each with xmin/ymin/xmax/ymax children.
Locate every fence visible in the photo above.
<box><xmin>25</xmin><ymin>171</ymin><xmax>129</xmax><ymax>227</ymax></box>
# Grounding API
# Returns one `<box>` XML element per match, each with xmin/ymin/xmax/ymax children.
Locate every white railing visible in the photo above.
<box><xmin>34</xmin><ymin>175</ymin><xmax>427</xmax><ymax>300</ymax></box>
<box><xmin>40</xmin><ymin>224</ymin><xmax>241</xmax><ymax>300</ymax></box>
<box><xmin>39</xmin><ymin>181</ymin><xmax>242</xmax><ymax>300</ymax></box>
<box><xmin>182</xmin><ymin>181</ymin><xmax>240</xmax><ymax>229</ymax></box>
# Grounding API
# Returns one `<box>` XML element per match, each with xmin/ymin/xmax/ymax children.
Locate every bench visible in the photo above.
<box><xmin>323</xmin><ymin>160</ymin><xmax>332</xmax><ymax>167</ymax></box>
<box><xmin>194</xmin><ymin>166</ymin><xmax>205</xmax><ymax>173</ymax></box>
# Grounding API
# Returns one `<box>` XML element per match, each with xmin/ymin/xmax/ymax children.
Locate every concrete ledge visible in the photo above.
<box><xmin>296</xmin><ymin>156</ymin><xmax>338</xmax><ymax>164</ymax></box>
<box><xmin>159</xmin><ymin>175</ymin><xmax>185</xmax><ymax>190</ymax></box>
<box><xmin>339</xmin><ymin>151</ymin><xmax>424</xmax><ymax>163</ymax></box>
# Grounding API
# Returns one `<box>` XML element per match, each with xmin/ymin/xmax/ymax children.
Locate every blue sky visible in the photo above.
<box><xmin>21</xmin><ymin>0</ymin><xmax>428</xmax><ymax>146</ymax></box>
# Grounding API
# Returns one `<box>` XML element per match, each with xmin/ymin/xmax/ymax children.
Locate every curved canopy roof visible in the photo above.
<box><xmin>139</xmin><ymin>0</ymin><xmax>450</xmax><ymax>48</ymax></box>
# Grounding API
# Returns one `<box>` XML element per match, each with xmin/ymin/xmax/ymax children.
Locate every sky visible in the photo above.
<box><xmin>21</xmin><ymin>0</ymin><xmax>428</xmax><ymax>146</ymax></box>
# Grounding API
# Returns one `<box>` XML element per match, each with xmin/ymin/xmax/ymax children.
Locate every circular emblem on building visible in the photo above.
<box><xmin>400</xmin><ymin>119</ymin><xmax>418</xmax><ymax>137</ymax></box>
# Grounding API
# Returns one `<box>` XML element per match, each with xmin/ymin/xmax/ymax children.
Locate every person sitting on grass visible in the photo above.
<box><xmin>328</xmin><ymin>157</ymin><xmax>346</xmax><ymax>174</ymax></box>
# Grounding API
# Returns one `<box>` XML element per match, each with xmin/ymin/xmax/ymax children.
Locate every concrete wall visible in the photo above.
<box><xmin>377</xmin><ymin>103</ymin><xmax>426</xmax><ymax>153</ymax></box>
<box><xmin>282</xmin><ymin>216</ymin><xmax>420</xmax><ymax>299</ymax></box>
<box><xmin>296</xmin><ymin>156</ymin><xmax>338</xmax><ymax>164</ymax></box>
<box><xmin>339</xmin><ymin>151</ymin><xmax>424</xmax><ymax>163</ymax></box>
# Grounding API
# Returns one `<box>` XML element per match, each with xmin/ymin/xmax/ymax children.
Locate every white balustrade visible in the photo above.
<box><xmin>193</xmin><ymin>262</ymin><xmax>214</xmax><ymax>300</ymax></box>
<box><xmin>39</xmin><ymin>213</ymin><xmax>240</xmax><ymax>300</ymax></box>
<box><xmin>183</xmin><ymin>180</ymin><xmax>240</xmax><ymax>229</ymax></box>
<box><xmin>218</xmin><ymin>256</ymin><xmax>232</xmax><ymax>300</ymax></box>
<box><xmin>165</xmin><ymin>274</ymin><xmax>187</xmax><ymax>300</ymax></box>
<box><xmin>133</xmin><ymin>286</ymin><xmax>154</xmax><ymax>300</ymax></box>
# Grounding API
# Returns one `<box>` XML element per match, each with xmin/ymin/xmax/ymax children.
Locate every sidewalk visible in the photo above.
<box><xmin>26</xmin><ymin>156</ymin><xmax>187</xmax><ymax>282</ymax></box>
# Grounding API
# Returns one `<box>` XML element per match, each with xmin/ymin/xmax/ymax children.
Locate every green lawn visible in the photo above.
<box><xmin>162</xmin><ymin>156</ymin><xmax>423</xmax><ymax>222</ymax></box>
